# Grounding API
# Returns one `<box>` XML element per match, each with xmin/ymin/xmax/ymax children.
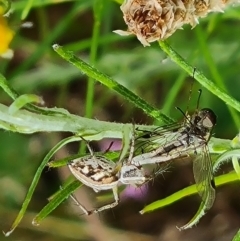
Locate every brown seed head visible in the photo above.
<box><xmin>114</xmin><ymin>0</ymin><xmax>238</xmax><ymax>46</ymax></box>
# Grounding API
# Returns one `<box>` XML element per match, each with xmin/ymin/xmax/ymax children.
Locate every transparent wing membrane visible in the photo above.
<box><xmin>193</xmin><ymin>146</ymin><xmax>215</xmax><ymax>210</ymax></box>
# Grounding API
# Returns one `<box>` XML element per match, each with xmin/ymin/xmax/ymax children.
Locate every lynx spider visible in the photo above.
<box><xmin>67</xmin><ymin>127</ymin><xmax>151</xmax><ymax>215</ymax></box>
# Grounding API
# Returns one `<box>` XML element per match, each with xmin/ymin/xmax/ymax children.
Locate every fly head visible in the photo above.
<box><xmin>192</xmin><ymin>108</ymin><xmax>217</xmax><ymax>138</ymax></box>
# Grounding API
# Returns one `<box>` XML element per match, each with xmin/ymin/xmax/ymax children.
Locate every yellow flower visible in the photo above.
<box><xmin>0</xmin><ymin>8</ymin><xmax>14</xmax><ymax>58</ymax></box>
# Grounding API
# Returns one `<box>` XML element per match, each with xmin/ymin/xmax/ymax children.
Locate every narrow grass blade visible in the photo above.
<box><xmin>52</xmin><ymin>44</ymin><xmax>173</xmax><ymax>125</ymax></box>
<box><xmin>3</xmin><ymin>136</ymin><xmax>82</xmax><ymax>236</ymax></box>
<box><xmin>158</xmin><ymin>41</ymin><xmax>240</xmax><ymax>113</ymax></box>
<box><xmin>8</xmin><ymin>94</ymin><xmax>44</xmax><ymax>114</ymax></box>
<box><xmin>140</xmin><ymin>172</ymin><xmax>238</xmax><ymax>214</ymax></box>
<box><xmin>33</xmin><ymin>180</ymin><xmax>81</xmax><ymax>225</ymax></box>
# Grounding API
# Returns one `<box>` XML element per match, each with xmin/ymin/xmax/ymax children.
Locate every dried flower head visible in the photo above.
<box><xmin>114</xmin><ymin>0</ymin><xmax>238</xmax><ymax>46</ymax></box>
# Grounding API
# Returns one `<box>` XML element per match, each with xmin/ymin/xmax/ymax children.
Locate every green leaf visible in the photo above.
<box><xmin>232</xmin><ymin>229</ymin><xmax>240</xmax><ymax>241</ymax></box>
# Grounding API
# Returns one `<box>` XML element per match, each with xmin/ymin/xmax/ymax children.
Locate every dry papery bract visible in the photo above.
<box><xmin>114</xmin><ymin>0</ymin><xmax>238</xmax><ymax>46</ymax></box>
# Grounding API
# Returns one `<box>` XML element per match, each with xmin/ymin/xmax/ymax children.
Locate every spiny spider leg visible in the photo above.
<box><xmin>68</xmin><ymin>186</ymin><xmax>119</xmax><ymax>215</ymax></box>
<box><xmin>79</xmin><ymin>136</ymin><xmax>94</xmax><ymax>156</ymax></box>
<box><xmin>91</xmin><ymin>186</ymin><xmax>119</xmax><ymax>214</ymax></box>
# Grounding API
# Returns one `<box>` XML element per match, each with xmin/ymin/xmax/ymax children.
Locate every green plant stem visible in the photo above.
<box><xmin>21</xmin><ymin>0</ymin><xmax>34</xmax><ymax>19</ymax></box>
<box><xmin>85</xmin><ymin>0</ymin><xmax>103</xmax><ymax>118</ymax></box>
<box><xmin>158</xmin><ymin>41</ymin><xmax>240</xmax><ymax>114</ymax></box>
<box><xmin>195</xmin><ymin>26</ymin><xmax>240</xmax><ymax>128</ymax></box>
<box><xmin>0</xmin><ymin>100</ymin><xmax>162</xmax><ymax>140</ymax></box>
<box><xmin>79</xmin><ymin>0</ymin><xmax>103</xmax><ymax>154</ymax></box>
<box><xmin>53</xmin><ymin>44</ymin><xmax>173</xmax><ymax>124</ymax></box>
<box><xmin>0</xmin><ymin>101</ymin><xmax>125</xmax><ymax>136</ymax></box>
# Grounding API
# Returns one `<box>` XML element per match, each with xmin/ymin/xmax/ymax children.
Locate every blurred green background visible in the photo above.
<box><xmin>1</xmin><ymin>0</ymin><xmax>240</xmax><ymax>240</ymax></box>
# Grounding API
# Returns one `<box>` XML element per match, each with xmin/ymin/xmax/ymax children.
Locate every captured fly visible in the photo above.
<box><xmin>132</xmin><ymin>105</ymin><xmax>217</xmax><ymax>228</ymax></box>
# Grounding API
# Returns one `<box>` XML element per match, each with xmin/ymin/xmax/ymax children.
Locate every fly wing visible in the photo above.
<box><xmin>192</xmin><ymin>145</ymin><xmax>215</xmax><ymax>210</ymax></box>
<box><xmin>135</xmin><ymin>122</ymin><xmax>183</xmax><ymax>154</ymax></box>
<box><xmin>138</xmin><ymin>122</ymin><xmax>183</xmax><ymax>140</ymax></box>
